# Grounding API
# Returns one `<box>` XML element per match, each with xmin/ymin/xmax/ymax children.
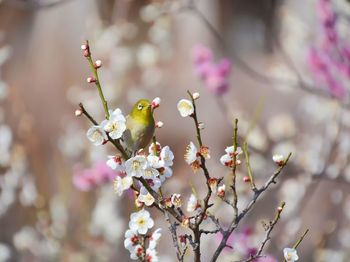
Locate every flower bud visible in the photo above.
<box><xmin>217</xmin><ymin>184</ymin><xmax>225</xmax><ymax>198</ymax></box>
<box><xmin>156</xmin><ymin>121</ymin><xmax>164</xmax><ymax>128</ymax></box>
<box><xmin>135</xmin><ymin>198</ymin><xmax>144</xmax><ymax>208</ymax></box>
<box><xmin>87</xmin><ymin>77</ymin><xmax>96</xmax><ymax>83</ymax></box>
<box><xmin>208</xmin><ymin>178</ymin><xmax>218</xmax><ymax>193</ymax></box>
<box><xmin>81</xmin><ymin>44</ymin><xmax>88</xmax><ymax>50</ymax></box>
<box><xmin>94</xmin><ymin>60</ymin><xmax>102</xmax><ymax>69</ymax></box>
<box><xmin>277</xmin><ymin>206</ymin><xmax>283</xmax><ymax>212</ymax></box>
<box><xmin>151</xmin><ymin>97</ymin><xmax>161</xmax><ymax>109</ymax></box>
<box><xmin>198</xmin><ymin>122</ymin><xmax>205</xmax><ymax>129</ymax></box>
<box><xmin>243</xmin><ymin>176</ymin><xmax>250</xmax><ymax>183</ymax></box>
<box><xmin>75</xmin><ymin>109</ymin><xmax>83</xmax><ymax>117</ymax></box>
<box><xmin>163</xmin><ymin>197</ymin><xmax>173</xmax><ymax>208</ymax></box>
<box><xmin>272</xmin><ymin>154</ymin><xmax>284</xmax><ymax>166</ymax></box>
<box><xmin>192</xmin><ymin>92</ymin><xmax>200</xmax><ymax>100</ymax></box>
<box><xmin>171</xmin><ymin>194</ymin><xmax>182</xmax><ymax>208</ymax></box>
<box><xmin>200</xmin><ymin>146</ymin><xmax>210</xmax><ymax>159</ymax></box>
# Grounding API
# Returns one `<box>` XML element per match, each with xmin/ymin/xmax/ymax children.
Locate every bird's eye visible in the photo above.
<box><xmin>137</xmin><ymin>104</ymin><xmax>143</xmax><ymax>110</ymax></box>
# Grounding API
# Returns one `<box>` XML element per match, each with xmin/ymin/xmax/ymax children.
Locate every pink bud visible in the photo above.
<box><xmin>277</xmin><ymin>206</ymin><xmax>283</xmax><ymax>212</ymax></box>
<box><xmin>156</xmin><ymin>121</ymin><xmax>164</xmax><ymax>128</ymax></box>
<box><xmin>151</xmin><ymin>97</ymin><xmax>161</xmax><ymax>109</ymax></box>
<box><xmin>81</xmin><ymin>44</ymin><xmax>88</xmax><ymax>50</ymax></box>
<box><xmin>75</xmin><ymin>109</ymin><xmax>83</xmax><ymax>117</ymax></box>
<box><xmin>243</xmin><ymin>176</ymin><xmax>250</xmax><ymax>183</ymax></box>
<box><xmin>94</xmin><ymin>60</ymin><xmax>102</xmax><ymax>69</ymax></box>
<box><xmin>87</xmin><ymin>77</ymin><xmax>96</xmax><ymax>83</ymax></box>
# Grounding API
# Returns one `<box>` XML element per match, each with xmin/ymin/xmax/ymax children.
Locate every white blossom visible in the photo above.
<box><xmin>160</xmin><ymin>146</ymin><xmax>174</xmax><ymax>166</ymax></box>
<box><xmin>220</xmin><ymin>146</ymin><xmax>242</xmax><ymax>167</ymax></box>
<box><xmin>124</xmin><ymin>229</ymin><xmax>139</xmax><ymax>252</ymax></box>
<box><xmin>125</xmin><ymin>156</ymin><xmax>148</xmax><ymax>177</ymax></box>
<box><xmin>130</xmin><ymin>244</ymin><xmax>143</xmax><ymax>260</ymax></box>
<box><xmin>177</xmin><ymin>99</ymin><xmax>194</xmax><ymax>117</ymax></box>
<box><xmin>220</xmin><ymin>154</ymin><xmax>232</xmax><ymax>167</ymax></box>
<box><xmin>187</xmin><ymin>194</ymin><xmax>199</xmax><ymax>212</ymax></box>
<box><xmin>113</xmin><ymin>176</ymin><xmax>133</xmax><ymax>196</ymax></box>
<box><xmin>129</xmin><ymin>209</ymin><xmax>154</xmax><ymax>235</ymax></box>
<box><xmin>86</xmin><ymin>125</ymin><xmax>107</xmax><ymax>146</ymax></box>
<box><xmin>147</xmin><ymin>155</ymin><xmax>164</xmax><ymax>169</ymax></box>
<box><xmin>283</xmin><ymin>248</ymin><xmax>299</xmax><ymax>262</ymax></box>
<box><xmin>149</xmin><ymin>228</ymin><xmax>162</xmax><ymax>249</ymax></box>
<box><xmin>141</xmin><ymin>174</ymin><xmax>161</xmax><ymax>191</ymax></box>
<box><xmin>106</xmin><ymin>155</ymin><xmax>125</xmax><ymax>172</ymax></box>
<box><xmin>138</xmin><ymin>189</ymin><xmax>155</xmax><ymax>206</ymax></box>
<box><xmin>273</xmin><ymin>154</ymin><xmax>284</xmax><ymax>163</ymax></box>
<box><xmin>101</xmin><ymin>108</ymin><xmax>126</xmax><ymax>139</ymax></box>
<box><xmin>148</xmin><ymin>142</ymin><xmax>161</xmax><ymax>155</ymax></box>
<box><xmin>146</xmin><ymin>247</ymin><xmax>159</xmax><ymax>262</ymax></box>
<box><xmin>143</xmin><ymin>167</ymin><xmax>159</xmax><ymax>180</ymax></box>
<box><xmin>171</xmin><ymin>194</ymin><xmax>182</xmax><ymax>208</ymax></box>
<box><xmin>184</xmin><ymin>142</ymin><xmax>198</xmax><ymax>165</ymax></box>
<box><xmin>159</xmin><ymin>167</ymin><xmax>173</xmax><ymax>182</ymax></box>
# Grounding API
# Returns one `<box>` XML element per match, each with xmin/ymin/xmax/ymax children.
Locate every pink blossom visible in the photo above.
<box><xmin>215</xmin><ymin>226</ymin><xmax>257</xmax><ymax>256</ymax></box>
<box><xmin>192</xmin><ymin>44</ymin><xmax>232</xmax><ymax>96</ymax></box>
<box><xmin>73</xmin><ymin>161</ymin><xmax>118</xmax><ymax>191</ymax></box>
<box><xmin>307</xmin><ymin>49</ymin><xmax>328</xmax><ymax>74</ymax></box>
<box><xmin>192</xmin><ymin>44</ymin><xmax>213</xmax><ymax>64</ymax></box>
<box><xmin>307</xmin><ymin>0</ymin><xmax>349</xmax><ymax>99</ymax></box>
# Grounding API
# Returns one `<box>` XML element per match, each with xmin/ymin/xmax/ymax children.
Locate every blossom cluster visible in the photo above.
<box><xmin>192</xmin><ymin>44</ymin><xmax>232</xmax><ymax>96</ymax></box>
<box><xmin>86</xmin><ymin>108</ymin><xmax>126</xmax><ymax>145</ymax></box>
<box><xmin>75</xmin><ymin>35</ymin><xmax>307</xmax><ymax>260</ymax></box>
<box><xmin>307</xmin><ymin>0</ymin><xmax>349</xmax><ymax>99</ymax></box>
<box><xmin>112</xmin><ymin>142</ymin><xmax>174</xmax><ymax>207</ymax></box>
<box><xmin>124</xmin><ymin>209</ymin><xmax>161</xmax><ymax>261</ymax></box>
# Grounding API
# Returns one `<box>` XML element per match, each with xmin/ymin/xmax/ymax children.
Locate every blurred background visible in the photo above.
<box><xmin>0</xmin><ymin>0</ymin><xmax>350</xmax><ymax>261</ymax></box>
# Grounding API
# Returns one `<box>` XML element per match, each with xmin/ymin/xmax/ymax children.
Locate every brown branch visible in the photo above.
<box><xmin>235</xmin><ymin>202</ymin><xmax>286</xmax><ymax>262</ymax></box>
<box><xmin>210</xmin><ymin>153</ymin><xmax>292</xmax><ymax>262</ymax></box>
<box><xmin>78</xmin><ymin>103</ymin><xmax>129</xmax><ymax>160</ymax></box>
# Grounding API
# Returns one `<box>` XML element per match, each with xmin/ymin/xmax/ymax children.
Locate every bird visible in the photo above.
<box><xmin>123</xmin><ymin>99</ymin><xmax>155</xmax><ymax>154</ymax></box>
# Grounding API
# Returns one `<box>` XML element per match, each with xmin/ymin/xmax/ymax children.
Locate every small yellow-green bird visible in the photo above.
<box><xmin>123</xmin><ymin>99</ymin><xmax>155</xmax><ymax>153</ymax></box>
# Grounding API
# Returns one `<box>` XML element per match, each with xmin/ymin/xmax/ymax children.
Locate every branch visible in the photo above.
<box><xmin>186</xmin><ymin>1</ymin><xmax>350</xmax><ymax>110</ymax></box>
<box><xmin>78</xmin><ymin>103</ymin><xmax>129</xmax><ymax>160</ymax></box>
<box><xmin>235</xmin><ymin>202</ymin><xmax>286</xmax><ymax>262</ymax></box>
<box><xmin>283</xmin><ymin>229</ymin><xmax>309</xmax><ymax>262</ymax></box>
<box><xmin>210</xmin><ymin>153</ymin><xmax>292</xmax><ymax>262</ymax></box>
<box><xmin>242</xmin><ymin>142</ymin><xmax>257</xmax><ymax>191</ymax></box>
<box><xmin>230</xmin><ymin>119</ymin><xmax>239</xmax><ymax>217</ymax></box>
<box><xmin>83</xmin><ymin>41</ymin><xmax>110</xmax><ymax>119</ymax></box>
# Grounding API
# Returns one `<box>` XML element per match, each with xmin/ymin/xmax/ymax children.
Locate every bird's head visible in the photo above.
<box><xmin>130</xmin><ymin>99</ymin><xmax>154</xmax><ymax>123</ymax></box>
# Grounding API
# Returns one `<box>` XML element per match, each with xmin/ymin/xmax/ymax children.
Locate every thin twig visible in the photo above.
<box><xmin>283</xmin><ymin>229</ymin><xmax>310</xmax><ymax>262</ymax></box>
<box><xmin>235</xmin><ymin>202</ymin><xmax>286</xmax><ymax>262</ymax></box>
<box><xmin>84</xmin><ymin>41</ymin><xmax>110</xmax><ymax>119</ymax></box>
<box><xmin>210</xmin><ymin>153</ymin><xmax>292</xmax><ymax>262</ymax></box>
<box><xmin>242</xmin><ymin>142</ymin><xmax>257</xmax><ymax>191</ymax></box>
